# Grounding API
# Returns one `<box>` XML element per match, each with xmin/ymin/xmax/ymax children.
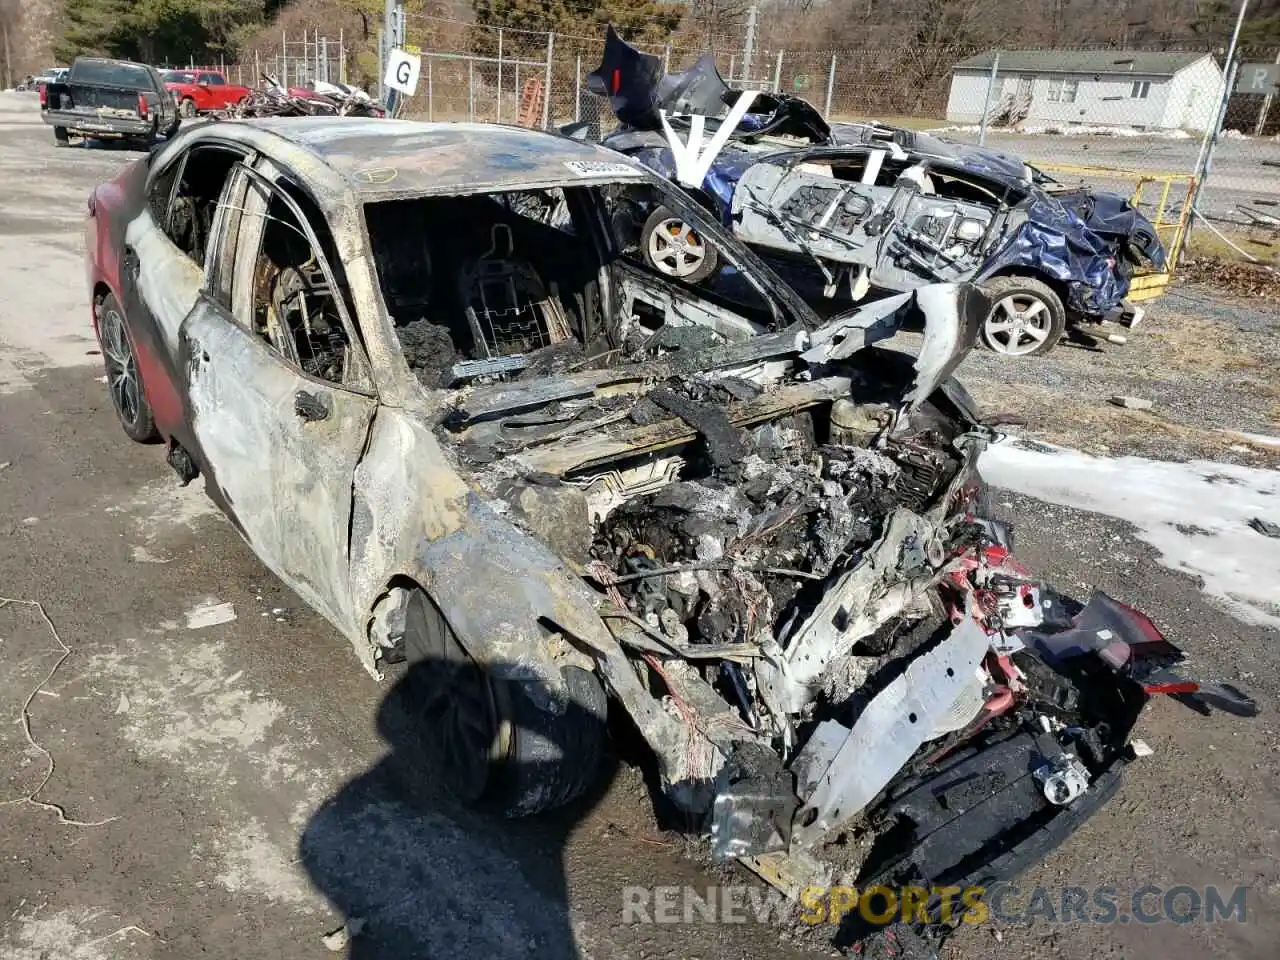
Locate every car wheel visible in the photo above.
<box><xmin>641</xmin><ymin>206</ymin><xmax>720</xmax><ymax>283</ymax></box>
<box><xmin>979</xmin><ymin>276</ymin><xmax>1066</xmax><ymax>357</ymax></box>
<box><xmin>97</xmin><ymin>294</ymin><xmax>158</xmax><ymax>442</ymax></box>
<box><xmin>179</xmin><ymin>98</ymin><xmax>197</xmax><ymax>118</ymax></box>
<box><xmin>53</xmin><ymin>125</ymin><xmax>69</xmax><ymax>146</ymax></box>
<box><xmin>398</xmin><ymin>589</ymin><xmax>607</xmax><ymax>817</ymax></box>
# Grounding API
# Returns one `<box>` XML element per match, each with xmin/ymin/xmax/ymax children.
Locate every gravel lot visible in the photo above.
<box><xmin>0</xmin><ymin>91</ymin><xmax>1276</xmax><ymax>960</ymax></box>
<box><xmin>932</xmin><ymin>283</ymin><xmax>1280</xmax><ymax>465</ymax></box>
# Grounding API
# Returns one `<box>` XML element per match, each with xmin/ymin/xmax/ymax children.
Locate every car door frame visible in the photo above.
<box><xmin>125</xmin><ymin>134</ymin><xmax>254</xmax><ymax>451</ymax></box>
<box><xmin>180</xmin><ymin>158</ymin><xmax>379</xmax><ymax>636</ymax></box>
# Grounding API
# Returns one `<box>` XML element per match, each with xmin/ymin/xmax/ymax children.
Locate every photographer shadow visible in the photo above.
<box><xmin>298</xmin><ymin>657</ymin><xmax>615</xmax><ymax>959</ymax></box>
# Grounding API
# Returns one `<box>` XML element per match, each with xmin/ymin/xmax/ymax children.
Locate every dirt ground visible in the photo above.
<box><xmin>0</xmin><ymin>91</ymin><xmax>1276</xmax><ymax>960</ymax></box>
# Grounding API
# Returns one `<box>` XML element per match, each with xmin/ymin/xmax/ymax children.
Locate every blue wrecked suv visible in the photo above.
<box><xmin>584</xmin><ymin>27</ymin><xmax>1165</xmax><ymax>358</ymax></box>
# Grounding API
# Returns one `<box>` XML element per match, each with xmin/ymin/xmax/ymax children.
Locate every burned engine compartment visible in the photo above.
<box><xmin>424</xmin><ymin>301</ymin><xmax>1256</xmax><ymax>893</ymax></box>
<box><xmin>357</xmin><ymin>173</ymin><xmax>1249</xmax><ymax>894</ymax></box>
<box><xmin>584</xmin><ymin>398</ymin><xmax>949</xmax><ymax>668</ymax></box>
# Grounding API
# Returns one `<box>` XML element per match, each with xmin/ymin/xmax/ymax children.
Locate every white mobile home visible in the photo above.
<box><xmin>946</xmin><ymin>50</ymin><xmax>1224</xmax><ymax>133</ymax></box>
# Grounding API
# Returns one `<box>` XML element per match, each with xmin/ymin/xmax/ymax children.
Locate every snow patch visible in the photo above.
<box><xmin>215</xmin><ymin>818</ymin><xmax>319</xmax><ymax>908</ymax></box>
<box><xmin>85</xmin><ymin>639</ymin><xmax>288</xmax><ymax>776</ymax></box>
<box><xmin>1227</xmin><ymin>430</ymin><xmax>1280</xmax><ymax>449</ymax></box>
<box><xmin>2</xmin><ymin>908</ymin><xmax>153</xmax><ymax>960</ymax></box>
<box><xmin>980</xmin><ymin>438</ymin><xmax>1280</xmax><ymax>628</ymax></box>
<box><xmin>930</xmin><ymin>123</ymin><xmax>1193</xmax><ymax>139</ymax></box>
<box><xmin>104</xmin><ymin>478</ymin><xmax>223</xmax><ymax>561</ymax></box>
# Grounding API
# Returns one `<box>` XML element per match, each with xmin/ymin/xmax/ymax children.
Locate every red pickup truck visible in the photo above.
<box><xmin>161</xmin><ymin>70</ymin><xmax>251</xmax><ymax>117</ymax></box>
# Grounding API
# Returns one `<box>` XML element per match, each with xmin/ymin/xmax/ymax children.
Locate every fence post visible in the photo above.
<box><xmin>1195</xmin><ymin>55</ymin><xmax>1241</xmax><ymax>220</ymax></box>
<box><xmin>428</xmin><ymin>57</ymin><xmax>433</xmax><ymax>122</ymax></box>
<box><xmin>254</xmin><ymin>49</ymin><xmax>259</xmax><ymax>83</ymax></box>
<box><xmin>469</xmin><ymin>58</ymin><xmax>475</xmax><ymax>121</ymax></box>
<box><xmin>321</xmin><ymin>37</ymin><xmax>328</xmax><ymax>83</ymax></box>
<box><xmin>543</xmin><ymin>32</ymin><xmax>554</xmax><ymax>129</ymax></box>
<box><xmin>339</xmin><ymin>29</ymin><xmax>346</xmax><ymax>83</ymax></box>
<box><xmin>1191</xmin><ymin>0</ymin><xmax>1250</xmax><ymax>228</ymax></box>
<box><xmin>282</xmin><ymin>29</ymin><xmax>287</xmax><ymax>84</ymax></box>
<box><xmin>664</xmin><ymin>44</ymin><xmax>671</xmax><ymax>73</ymax></box>
<box><xmin>496</xmin><ymin>29</ymin><xmax>504</xmax><ymax>123</ymax></box>
<box><xmin>824</xmin><ymin>54</ymin><xmax>836</xmax><ymax>117</ymax></box>
<box><xmin>773</xmin><ymin>50</ymin><xmax>783</xmax><ymax>93</ymax></box>
<box><xmin>978</xmin><ymin>51</ymin><xmax>1000</xmax><ymax>146</ymax></box>
<box><xmin>575</xmin><ymin>54</ymin><xmax>582</xmax><ymax>122</ymax></box>
<box><xmin>1254</xmin><ymin>49</ymin><xmax>1280</xmax><ymax>135</ymax></box>
<box><xmin>728</xmin><ymin>54</ymin><xmax>736</xmax><ymax>83</ymax></box>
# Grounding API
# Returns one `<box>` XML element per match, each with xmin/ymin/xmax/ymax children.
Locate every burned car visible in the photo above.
<box><xmin>85</xmin><ymin>118</ymin><xmax>1251</xmax><ymax>921</ymax></box>
<box><xmin>583</xmin><ymin>27</ymin><xmax>1165</xmax><ymax>357</ymax></box>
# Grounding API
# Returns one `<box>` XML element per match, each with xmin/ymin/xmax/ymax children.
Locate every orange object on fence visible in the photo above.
<box><xmin>517</xmin><ymin>77</ymin><xmax>544</xmax><ymax>128</ymax></box>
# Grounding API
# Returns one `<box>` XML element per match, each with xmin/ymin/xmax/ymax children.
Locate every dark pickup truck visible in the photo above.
<box><xmin>41</xmin><ymin>57</ymin><xmax>179</xmax><ymax>148</ymax></box>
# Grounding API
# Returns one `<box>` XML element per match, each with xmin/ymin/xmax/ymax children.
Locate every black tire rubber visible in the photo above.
<box><xmin>53</xmin><ymin>125</ymin><xmax>69</xmax><ymax>146</ymax></box>
<box><xmin>978</xmin><ymin>275</ymin><xmax>1067</xmax><ymax>357</ymax></box>
<box><xmin>179</xmin><ymin>98</ymin><xmax>197</xmax><ymax>118</ymax></box>
<box><xmin>97</xmin><ymin>293</ymin><xmax>159</xmax><ymax>443</ymax></box>
<box><xmin>399</xmin><ymin>589</ymin><xmax>607</xmax><ymax>817</ymax></box>
<box><xmin>640</xmin><ymin>205</ymin><xmax>720</xmax><ymax>284</ymax></box>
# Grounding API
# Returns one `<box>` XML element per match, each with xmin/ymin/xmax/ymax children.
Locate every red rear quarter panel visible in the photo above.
<box><xmin>87</xmin><ymin>157</ymin><xmax>185</xmax><ymax>436</ymax></box>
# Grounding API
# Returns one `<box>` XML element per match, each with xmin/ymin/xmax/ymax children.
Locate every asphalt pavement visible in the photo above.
<box><xmin>0</xmin><ymin>92</ymin><xmax>1276</xmax><ymax>960</ymax></box>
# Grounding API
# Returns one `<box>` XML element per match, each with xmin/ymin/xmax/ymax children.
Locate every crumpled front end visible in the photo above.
<box><xmin>431</xmin><ymin>277</ymin><xmax>1251</xmax><ymax>894</ymax></box>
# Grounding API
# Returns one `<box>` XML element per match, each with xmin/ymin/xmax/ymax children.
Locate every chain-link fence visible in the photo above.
<box><xmin>180</xmin><ymin>32</ymin><xmax>347</xmax><ymax>89</ymax></box>
<box><xmin>394</xmin><ymin>21</ymin><xmax>1280</xmax><ymax>260</ymax></box>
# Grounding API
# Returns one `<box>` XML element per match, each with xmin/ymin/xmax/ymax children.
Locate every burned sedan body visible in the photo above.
<box><xmin>85</xmin><ymin>118</ymin><xmax>1251</xmax><ymax>921</ymax></box>
<box><xmin>584</xmin><ymin>27</ymin><xmax>1165</xmax><ymax>358</ymax></box>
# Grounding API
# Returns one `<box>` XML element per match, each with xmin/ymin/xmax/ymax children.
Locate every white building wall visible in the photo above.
<box><xmin>1024</xmin><ymin>74</ymin><xmax>1171</xmax><ymax>127</ymax></box>
<box><xmin>945</xmin><ymin>71</ymin><xmax>996</xmax><ymax>123</ymax></box>
<box><xmin>1160</xmin><ymin>56</ymin><xmax>1225</xmax><ymax>133</ymax></box>
<box><xmin>946</xmin><ymin>59</ymin><xmax>1222</xmax><ymax>130</ymax></box>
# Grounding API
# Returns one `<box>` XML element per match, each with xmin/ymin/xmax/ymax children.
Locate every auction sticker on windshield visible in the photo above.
<box><xmin>563</xmin><ymin>160</ymin><xmax>640</xmax><ymax>178</ymax></box>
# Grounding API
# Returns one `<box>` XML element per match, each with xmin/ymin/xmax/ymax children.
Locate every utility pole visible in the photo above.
<box><xmin>979</xmin><ymin>51</ymin><xmax>1001</xmax><ymax>146</ymax></box>
<box><xmin>1191</xmin><ymin>0</ymin><xmax>1250</xmax><ymax>228</ymax></box>
<box><xmin>383</xmin><ymin>0</ymin><xmax>397</xmax><ymax>96</ymax></box>
<box><xmin>2</xmin><ymin>21</ymin><xmax>10</xmax><ymax>92</ymax></box>
<box><xmin>383</xmin><ymin>0</ymin><xmax>402</xmax><ymax>110</ymax></box>
<box><xmin>742</xmin><ymin>4</ymin><xmax>758</xmax><ymax>86</ymax></box>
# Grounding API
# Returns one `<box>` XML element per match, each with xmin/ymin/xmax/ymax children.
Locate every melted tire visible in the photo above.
<box><xmin>498</xmin><ymin>665</ymin><xmax>608</xmax><ymax>817</ymax></box>
<box><xmin>399</xmin><ymin>589</ymin><xmax>608</xmax><ymax>817</ymax></box>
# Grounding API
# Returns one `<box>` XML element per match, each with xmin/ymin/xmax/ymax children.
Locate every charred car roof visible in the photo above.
<box><xmin>201</xmin><ymin>117</ymin><xmax>651</xmax><ymax>197</ymax></box>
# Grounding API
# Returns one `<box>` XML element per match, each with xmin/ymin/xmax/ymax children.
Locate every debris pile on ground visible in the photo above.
<box><xmin>1178</xmin><ymin>257</ymin><xmax>1280</xmax><ymax>301</ymax></box>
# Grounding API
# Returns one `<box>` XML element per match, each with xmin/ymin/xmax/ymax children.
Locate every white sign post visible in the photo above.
<box><xmin>1238</xmin><ymin>62</ymin><xmax>1280</xmax><ymax>94</ymax></box>
<box><xmin>384</xmin><ymin>48</ymin><xmax>421</xmax><ymax>96</ymax></box>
